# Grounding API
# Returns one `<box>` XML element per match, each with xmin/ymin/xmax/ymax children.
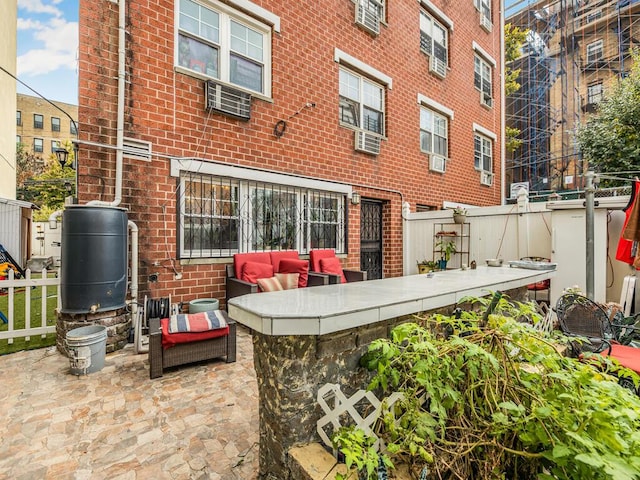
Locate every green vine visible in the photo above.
<box><xmin>333</xmin><ymin>295</ymin><xmax>640</xmax><ymax>479</ymax></box>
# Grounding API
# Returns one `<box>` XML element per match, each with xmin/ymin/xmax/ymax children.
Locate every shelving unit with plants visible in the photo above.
<box><xmin>433</xmin><ymin>222</ymin><xmax>470</xmax><ymax>269</ymax></box>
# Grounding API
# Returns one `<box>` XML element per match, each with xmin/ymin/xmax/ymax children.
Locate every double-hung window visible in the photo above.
<box><xmin>420</xmin><ymin>10</ymin><xmax>448</xmax><ymax>75</ymax></box>
<box><xmin>70</xmin><ymin>121</ymin><xmax>78</xmax><ymax>135</ymax></box>
<box><xmin>51</xmin><ymin>117</ymin><xmax>60</xmax><ymax>132</ymax></box>
<box><xmin>474</xmin><ymin>54</ymin><xmax>493</xmax><ymax>102</ymax></box>
<box><xmin>51</xmin><ymin>140</ymin><xmax>60</xmax><ymax>152</ymax></box>
<box><xmin>177</xmin><ymin>0</ymin><xmax>272</xmax><ymax>96</ymax></box>
<box><xmin>474</xmin><ymin>133</ymin><xmax>492</xmax><ymax>173</ymax></box>
<box><xmin>178</xmin><ymin>170</ymin><xmax>347</xmax><ymax>258</ymax></box>
<box><xmin>587</xmin><ymin>82</ymin><xmax>603</xmax><ymax>104</ymax></box>
<box><xmin>34</xmin><ymin>138</ymin><xmax>43</xmax><ymax>153</ymax></box>
<box><xmin>339</xmin><ymin>67</ymin><xmax>384</xmax><ymax>135</ymax></box>
<box><xmin>586</xmin><ymin>40</ymin><xmax>603</xmax><ymax>63</ymax></box>
<box><xmin>475</xmin><ymin>0</ymin><xmax>491</xmax><ymax>23</ymax></box>
<box><xmin>420</xmin><ymin>107</ymin><xmax>448</xmax><ymax>158</ymax></box>
<box><xmin>34</xmin><ymin>114</ymin><xmax>43</xmax><ymax>129</ymax></box>
<box><xmin>16</xmin><ymin>111</ymin><xmax>21</xmax><ymax>126</ymax></box>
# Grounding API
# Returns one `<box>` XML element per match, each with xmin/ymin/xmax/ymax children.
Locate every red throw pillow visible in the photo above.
<box><xmin>241</xmin><ymin>261</ymin><xmax>274</xmax><ymax>284</ymax></box>
<box><xmin>320</xmin><ymin>257</ymin><xmax>347</xmax><ymax>283</ymax></box>
<box><xmin>279</xmin><ymin>258</ymin><xmax>309</xmax><ymax>287</ymax></box>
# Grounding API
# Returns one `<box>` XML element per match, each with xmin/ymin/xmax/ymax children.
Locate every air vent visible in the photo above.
<box><xmin>205</xmin><ymin>80</ymin><xmax>251</xmax><ymax>120</ymax></box>
<box><xmin>429</xmin><ymin>154</ymin><xmax>447</xmax><ymax>173</ymax></box>
<box><xmin>480</xmin><ymin>14</ymin><xmax>493</xmax><ymax>32</ymax></box>
<box><xmin>480</xmin><ymin>91</ymin><xmax>493</xmax><ymax>108</ymax></box>
<box><xmin>480</xmin><ymin>171</ymin><xmax>494</xmax><ymax>186</ymax></box>
<box><xmin>429</xmin><ymin>56</ymin><xmax>447</xmax><ymax>78</ymax></box>
<box><xmin>354</xmin><ymin>130</ymin><xmax>381</xmax><ymax>155</ymax></box>
<box><xmin>123</xmin><ymin>137</ymin><xmax>152</xmax><ymax>162</ymax></box>
<box><xmin>355</xmin><ymin>0</ymin><xmax>381</xmax><ymax>36</ymax></box>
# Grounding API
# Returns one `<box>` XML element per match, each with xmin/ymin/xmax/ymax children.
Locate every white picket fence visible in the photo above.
<box><xmin>0</xmin><ymin>268</ymin><xmax>61</xmax><ymax>344</ymax></box>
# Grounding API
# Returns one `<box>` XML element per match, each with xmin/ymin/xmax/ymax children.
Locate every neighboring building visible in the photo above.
<box><xmin>506</xmin><ymin>0</ymin><xmax>640</xmax><ymax>196</ymax></box>
<box><xmin>78</xmin><ymin>0</ymin><xmax>503</xmax><ymax>303</ymax></box>
<box><xmin>0</xmin><ymin>3</ymin><xmax>17</xmax><ymax>200</ymax></box>
<box><xmin>16</xmin><ymin>93</ymin><xmax>78</xmax><ymax>161</ymax></box>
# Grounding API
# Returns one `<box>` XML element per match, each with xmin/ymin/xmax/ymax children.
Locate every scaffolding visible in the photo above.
<box><xmin>505</xmin><ymin>0</ymin><xmax>640</xmax><ymax>196</ymax></box>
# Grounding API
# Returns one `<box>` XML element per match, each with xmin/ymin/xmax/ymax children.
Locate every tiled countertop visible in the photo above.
<box><xmin>228</xmin><ymin>265</ymin><xmax>556</xmax><ymax>336</ymax></box>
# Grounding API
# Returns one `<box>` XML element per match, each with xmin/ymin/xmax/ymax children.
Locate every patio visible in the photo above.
<box><xmin>0</xmin><ymin>325</ymin><xmax>258</xmax><ymax>480</ymax></box>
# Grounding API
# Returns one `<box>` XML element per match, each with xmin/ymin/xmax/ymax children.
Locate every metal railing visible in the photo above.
<box><xmin>0</xmin><ymin>268</ymin><xmax>60</xmax><ymax>343</ymax></box>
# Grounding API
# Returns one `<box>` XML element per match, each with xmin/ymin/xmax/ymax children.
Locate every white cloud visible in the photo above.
<box><xmin>17</xmin><ymin>18</ymin><xmax>44</xmax><ymax>31</ymax></box>
<box><xmin>18</xmin><ymin>0</ymin><xmax>62</xmax><ymax>16</ymax></box>
<box><xmin>17</xmin><ymin>18</ymin><xmax>78</xmax><ymax>76</ymax></box>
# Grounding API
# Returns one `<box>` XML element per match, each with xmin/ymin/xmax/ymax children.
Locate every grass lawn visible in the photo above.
<box><xmin>0</xmin><ymin>285</ymin><xmax>59</xmax><ymax>355</ymax></box>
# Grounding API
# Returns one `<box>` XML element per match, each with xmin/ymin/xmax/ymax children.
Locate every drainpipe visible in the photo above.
<box><xmin>128</xmin><ymin>220</ymin><xmax>139</xmax><ymax>322</ymax></box>
<box><xmin>585</xmin><ymin>171</ymin><xmax>595</xmax><ymax>300</ymax></box>
<box><xmin>87</xmin><ymin>0</ymin><xmax>125</xmax><ymax>208</ymax></box>
<box><xmin>48</xmin><ymin>210</ymin><xmax>63</xmax><ymax>229</ymax></box>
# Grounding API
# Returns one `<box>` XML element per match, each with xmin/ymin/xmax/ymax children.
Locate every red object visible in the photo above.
<box><xmin>601</xmin><ymin>343</ymin><xmax>640</xmax><ymax>374</ymax></box>
<box><xmin>616</xmin><ymin>180</ymin><xmax>640</xmax><ymax>267</ymax></box>
<box><xmin>319</xmin><ymin>257</ymin><xmax>347</xmax><ymax>283</ymax></box>
<box><xmin>241</xmin><ymin>261</ymin><xmax>274</xmax><ymax>284</ymax></box>
<box><xmin>269</xmin><ymin>250</ymin><xmax>300</xmax><ymax>272</ymax></box>
<box><xmin>310</xmin><ymin>249</ymin><xmax>336</xmax><ymax>271</ymax></box>
<box><xmin>278</xmin><ymin>258</ymin><xmax>309</xmax><ymax>287</ymax></box>
<box><xmin>233</xmin><ymin>252</ymin><xmax>271</xmax><ymax>280</ymax></box>
<box><xmin>160</xmin><ymin>318</ymin><xmax>229</xmax><ymax>349</ymax></box>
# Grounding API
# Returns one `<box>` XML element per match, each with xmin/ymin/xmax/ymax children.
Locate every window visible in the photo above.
<box><xmin>586</xmin><ymin>40</ymin><xmax>603</xmax><ymax>63</ymax></box>
<box><xmin>474</xmin><ymin>54</ymin><xmax>493</xmax><ymax>100</ymax></box>
<box><xmin>70</xmin><ymin>121</ymin><xmax>78</xmax><ymax>135</ymax></box>
<box><xmin>52</xmin><ymin>140</ymin><xmax>60</xmax><ymax>152</ymax></box>
<box><xmin>16</xmin><ymin>135</ymin><xmax>21</xmax><ymax>144</ymax></box>
<box><xmin>474</xmin><ymin>133</ymin><xmax>492</xmax><ymax>172</ymax></box>
<box><xmin>179</xmin><ymin>172</ymin><xmax>347</xmax><ymax>258</ymax></box>
<box><xmin>420</xmin><ymin>10</ymin><xmax>448</xmax><ymax>73</ymax></box>
<box><xmin>475</xmin><ymin>0</ymin><xmax>491</xmax><ymax>21</ymax></box>
<box><xmin>51</xmin><ymin>117</ymin><xmax>60</xmax><ymax>132</ymax></box>
<box><xmin>34</xmin><ymin>138</ymin><xmax>44</xmax><ymax>153</ymax></box>
<box><xmin>586</xmin><ymin>9</ymin><xmax>602</xmax><ymax>24</ymax></box>
<box><xmin>339</xmin><ymin>67</ymin><xmax>384</xmax><ymax>135</ymax></box>
<box><xmin>16</xmin><ymin>111</ymin><xmax>21</xmax><ymax>126</ymax></box>
<box><xmin>34</xmin><ymin>114</ymin><xmax>43</xmax><ymax>129</ymax></box>
<box><xmin>177</xmin><ymin>0</ymin><xmax>272</xmax><ymax>95</ymax></box>
<box><xmin>587</xmin><ymin>82</ymin><xmax>604</xmax><ymax>104</ymax></box>
<box><xmin>420</xmin><ymin>107</ymin><xmax>448</xmax><ymax>157</ymax></box>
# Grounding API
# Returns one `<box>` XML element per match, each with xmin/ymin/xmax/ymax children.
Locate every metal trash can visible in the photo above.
<box><xmin>66</xmin><ymin>325</ymin><xmax>108</xmax><ymax>375</ymax></box>
<box><xmin>189</xmin><ymin>298</ymin><xmax>219</xmax><ymax>314</ymax></box>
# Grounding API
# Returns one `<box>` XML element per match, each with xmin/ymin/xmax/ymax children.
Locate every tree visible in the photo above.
<box><xmin>505</xmin><ymin>23</ymin><xmax>528</xmax><ymax>153</ymax></box>
<box><xmin>575</xmin><ymin>50</ymin><xmax>640</xmax><ymax>183</ymax></box>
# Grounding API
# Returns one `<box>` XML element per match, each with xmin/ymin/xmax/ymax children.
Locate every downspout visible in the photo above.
<box><xmin>87</xmin><ymin>0</ymin><xmax>125</xmax><ymax>207</ymax></box>
<box><xmin>128</xmin><ymin>220</ymin><xmax>139</xmax><ymax>324</ymax></box>
<box><xmin>499</xmin><ymin>0</ymin><xmax>506</xmax><ymax>205</ymax></box>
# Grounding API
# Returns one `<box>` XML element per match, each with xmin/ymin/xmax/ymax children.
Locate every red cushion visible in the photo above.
<box><xmin>270</xmin><ymin>251</ymin><xmax>300</xmax><ymax>272</ymax></box>
<box><xmin>161</xmin><ymin>318</ymin><xmax>229</xmax><ymax>349</ymax></box>
<box><xmin>233</xmin><ymin>252</ymin><xmax>271</xmax><ymax>280</ymax></box>
<box><xmin>602</xmin><ymin>344</ymin><xmax>640</xmax><ymax>373</ymax></box>
<box><xmin>241</xmin><ymin>261</ymin><xmax>274</xmax><ymax>284</ymax></box>
<box><xmin>310</xmin><ymin>249</ymin><xmax>336</xmax><ymax>272</ymax></box>
<box><xmin>279</xmin><ymin>258</ymin><xmax>309</xmax><ymax>287</ymax></box>
<box><xmin>320</xmin><ymin>257</ymin><xmax>347</xmax><ymax>283</ymax></box>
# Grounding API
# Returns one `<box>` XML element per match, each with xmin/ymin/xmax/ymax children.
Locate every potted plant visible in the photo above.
<box><xmin>436</xmin><ymin>239</ymin><xmax>457</xmax><ymax>270</ymax></box>
<box><xmin>452</xmin><ymin>206</ymin><xmax>467</xmax><ymax>224</ymax></box>
<box><xmin>417</xmin><ymin>259</ymin><xmax>438</xmax><ymax>274</ymax></box>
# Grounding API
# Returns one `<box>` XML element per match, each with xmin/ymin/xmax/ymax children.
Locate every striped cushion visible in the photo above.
<box><xmin>257</xmin><ymin>276</ymin><xmax>283</xmax><ymax>292</ymax></box>
<box><xmin>275</xmin><ymin>272</ymin><xmax>300</xmax><ymax>290</ymax></box>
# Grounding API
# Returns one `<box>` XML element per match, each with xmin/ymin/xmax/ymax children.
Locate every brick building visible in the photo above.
<box><xmin>78</xmin><ymin>0</ymin><xmax>503</xmax><ymax>305</ymax></box>
<box><xmin>16</xmin><ymin>93</ymin><xmax>78</xmax><ymax>161</ymax></box>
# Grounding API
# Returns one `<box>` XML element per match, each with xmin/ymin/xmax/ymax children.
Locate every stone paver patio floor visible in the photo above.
<box><xmin>0</xmin><ymin>325</ymin><xmax>258</xmax><ymax>480</ymax></box>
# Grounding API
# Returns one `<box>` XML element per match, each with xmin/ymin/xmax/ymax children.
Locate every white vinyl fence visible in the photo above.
<box><xmin>0</xmin><ymin>268</ymin><xmax>61</xmax><ymax>343</ymax></box>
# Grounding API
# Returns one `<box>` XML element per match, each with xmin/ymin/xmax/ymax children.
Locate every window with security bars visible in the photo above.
<box><xmin>339</xmin><ymin>67</ymin><xmax>384</xmax><ymax>135</ymax></box>
<box><xmin>474</xmin><ymin>55</ymin><xmax>492</xmax><ymax>98</ymax></box>
<box><xmin>420</xmin><ymin>10</ymin><xmax>447</xmax><ymax>66</ymax></box>
<box><xmin>179</xmin><ymin>172</ymin><xmax>346</xmax><ymax>258</ymax></box>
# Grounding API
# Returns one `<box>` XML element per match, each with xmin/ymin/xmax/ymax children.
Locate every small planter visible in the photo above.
<box><xmin>438</xmin><ymin>259</ymin><xmax>448</xmax><ymax>270</ymax></box>
<box><xmin>418</xmin><ymin>264</ymin><xmax>434</xmax><ymax>274</ymax></box>
<box><xmin>453</xmin><ymin>213</ymin><xmax>466</xmax><ymax>224</ymax></box>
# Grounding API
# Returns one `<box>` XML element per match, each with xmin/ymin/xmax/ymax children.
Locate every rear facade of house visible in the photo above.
<box><xmin>78</xmin><ymin>0</ymin><xmax>502</xmax><ymax>305</ymax></box>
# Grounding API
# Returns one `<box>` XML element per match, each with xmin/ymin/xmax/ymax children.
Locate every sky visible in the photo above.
<box><xmin>16</xmin><ymin>0</ymin><xmax>78</xmax><ymax>105</ymax></box>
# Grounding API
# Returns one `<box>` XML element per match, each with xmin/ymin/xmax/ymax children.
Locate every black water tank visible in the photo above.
<box><xmin>61</xmin><ymin>206</ymin><xmax>128</xmax><ymax>314</ymax></box>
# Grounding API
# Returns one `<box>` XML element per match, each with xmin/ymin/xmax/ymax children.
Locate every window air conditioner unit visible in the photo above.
<box><xmin>480</xmin><ymin>91</ymin><xmax>493</xmax><ymax>108</ymax></box>
<box><xmin>205</xmin><ymin>80</ymin><xmax>251</xmax><ymax>120</ymax></box>
<box><xmin>430</xmin><ymin>56</ymin><xmax>447</xmax><ymax>78</ymax></box>
<box><xmin>429</xmin><ymin>154</ymin><xmax>447</xmax><ymax>173</ymax></box>
<box><xmin>480</xmin><ymin>171</ymin><xmax>494</xmax><ymax>186</ymax></box>
<box><xmin>355</xmin><ymin>0</ymin><xmax>381</xmax><ymax>36</ymax></box>
<box><xmin>480</xmin><ymin>14</ymin><xmax>493</xmax><ymax>32</ymax></box>
<box><xmin>354</xmin><ymin>130</ymin><xmax>381</xmax><ymax>155</ymax></box>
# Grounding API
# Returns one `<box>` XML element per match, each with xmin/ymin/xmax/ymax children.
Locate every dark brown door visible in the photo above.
<box><xmin>360</xmin><ymin>200</ymin><xmax>382</xmax><ymax>280</ymax></box>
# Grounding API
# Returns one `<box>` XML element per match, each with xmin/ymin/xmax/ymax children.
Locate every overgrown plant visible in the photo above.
<box><xmin>333</xmin><ymin>295</ymin><xmax>640</xmax><ymax>480</ymax></box>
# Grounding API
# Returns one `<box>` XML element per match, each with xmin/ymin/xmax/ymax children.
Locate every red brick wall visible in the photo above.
<box><xmin>78</xmin><ymin>0</ymin><xmax>502</xmax><ymax>305</ymax></box>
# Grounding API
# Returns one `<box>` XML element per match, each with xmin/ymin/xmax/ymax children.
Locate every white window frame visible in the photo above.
<box><xmin>587</xmin><ymin>82</ymin><xmax>603</xmax><ymax>104</ymax></box>
<box><xmin>339</xmin><ymin>66</ymin><xmax>386</xmax><ymax>135</ymax></box>
<box><xmin>176</xmin><ymin>0</ymin><xmax>273</xmax><ymax>97</ymax></box>
<box><xmin>586</xmin><ymin>40</ymin><xmax>603</xmax><ymax>63</ymax></box>
<box><xmin>586</xmin><ymin>9</ymin><xmax>602</xmax><ymax>23</ymax></box>
<box><xmin>474</xmin><ymin>53</ymin><xmax>493</xmax><ymax>101</ymax></box>
<box><xmin>474</xmin><ymin>0</ymin><xmax>491</xmax><ymax>20</ymax></box>
<box><xmin>420</xmin><ymin>9</ymin><xmax>449</xmax><ymax>69</ymax></box>
<box><xmin>472</xmin><ymin>124</ymin><xmax>496</xmax><ymax>174</ymax></box>
<box><xmin>172</xmin><ymin>159</ymin><xmax>351</xmax><ymax>258</ymax></box>
<box><xmin>419</xmin><ymin>107</ymin><xmax>448</xmax><ymax>156</ymax></box>
<box><xmin>356</xmin><ymin>0</ymin><xmax>386</xmax><ymax>22</ymax></box>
